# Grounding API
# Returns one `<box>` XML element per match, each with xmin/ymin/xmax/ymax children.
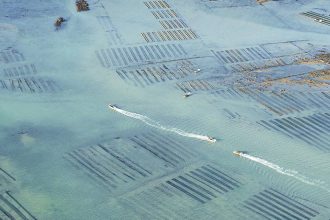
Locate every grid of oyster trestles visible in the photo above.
<box><xmin>0</xmin><ymin>133</ymin><xmax>37</xmax><ymax>220</ymax></box>
<box><xmin>211</xmin><ymin>45</ymin><xmax>290</xmax><ymax>72</ymax></box>
<box><xmin>120</xmin><ymin>163</ymin><xmax>242</xmax><ymax>219</ymax></box>
<box><xmin>257</xmin><ymin>112</ymin><xmax>330</xmax><ymax>152</ymax></box>
<box><xmin>0</xmin><ymin>167</ymin><xmax>15</xmax><ymax>193</ymax></box>
<box><xmin>0</xmin><ymin>191</ymin><xmax>37</xmax><ymax>220</ymax></box>
<box><xmin>211</xmin><ymin>40</ymin><xmax>314</xmax><ymax>74</ymax></box>
<box><xmin>141</xmin><ymin>0</ymin><xmax>198</xmax><ymax>42</ymax></box>
<box><xmin>242</xmin><ymin>188</ymin><xmax>321</xmax><ymax>220</ymax></box>
<box><xmin>95</xmin><ymin>43</ymin><xmax>188</xmax><ymax>69</ymax></box>
<box><xmin>0</xmin><ymin>50</ymin><xmax>58</xmax><ymax>220</ymax></box>
<box><xmin>198</xmin><ymin>85</ymin><xmax>330</xmax><ymax>116</ymax></box>
<box><xmin>115</xmin><ymin>60</ymin><xmax>199</xmax><ymax>88</ymax></box>
<box><xmin>0</xmin><ymin>48</ymin><xmax>60</xmax><ymax>94</ymax></box>
<box><xmin>64</xmin><ymin>131</ymin><xmax>200</xmax><ymax>195</ymax></box>
<box><xmin>95</xmin><ymin>33</ymin><xmax>206</xmax><ymax>87</ymax></box>
<box><xmin>301</xmin><ymin>11</ymin><xmax>330</xmax><ymax>26</ymax></box>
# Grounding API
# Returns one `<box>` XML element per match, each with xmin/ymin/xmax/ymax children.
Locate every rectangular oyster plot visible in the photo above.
<box><xmin>258</xmin><ymin>113</ymin><xmax>330</xmax><ymax>151</ymax></box>
<box><xmin>0</xmin><ymin>77</ymin><xmax>60</xmax><ymax>94</ymax></box>
<box><xmin>0</xmin><ymin>49</ymin><xmax>25</xmax><ymax>64</ymax></box>
<box><xmin>192</xmin><ymin>85</ymin><xmax>330</xmax><ymax>116</ymax></box>
<box><xmin>242</xmin><ymin>188</ymin><xmax>321</xmax><ymax>220</ymax></box>
<box><xmin>95</xmin><ymin>43</ymin><xmax>187</xmax><ymax>68</ymax></box>
<box><xmin>301</xmin><ymin>11</ymin><xmax>330</xmax><ymax>26</ymax></box>
<box><xmin>116</xmin><ymin>60</ymin><xmax>199</xmax><ymax>87</ymax></box>
<box><xmin>0</xmin><ymin>191</ymin><xmax>37</xmax><ymax>220</ymax></box>
<box><xmin>0</xmin><ymin>168</ymin><xmax>15</xmax><ymax>191</ymax></box>
<box><xmin>236</xmin><ymin>90</ymin><xmax>330</xmax><ymax>116</ymax></box>
<box><xmin>121</xmin><ymin>163</ymin><xmax>242</xmax><ymax>219</ymax></box>
<box><xmin>142</xmin><ymin>0</ymin><xmax>199</xmax><ymax>43</ymax></box>
<box><xmin>2</xmin><ymin>64</ymin><xmax>37</xmax><ymax>78</ymax></box>
<box><xmin>64</xmin><ymin>132</ymin><xmax>199</xmax><ymax>194</ymax></box>
<box><xmin>141</xmin><ymin>29</ymin><xmax>198</xmax><ymax>42</ymax></box>
<box><xmin>212</xmin><ymin>41</ymin><xmax>309</xmax><ymax>73</ymax></box>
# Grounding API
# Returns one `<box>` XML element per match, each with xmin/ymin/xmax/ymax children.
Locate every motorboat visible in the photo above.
<box><xmin>194</xmin><ymin>68</ymin><xmax>201</xmax><ymax>73</ymax></box>
<box><xmin>108</xmin><ymin>104</ymin><xmax>118</xmax><ymax>111</ymax></box>
<box><xmin>207</xmin><ymin>136</ymin><xmax>216</xmax><ymax>143</ymax></box>
<box><xmin>183</xmin><ymin>92</ymin><xmax>192</xmax><ymax>98</ymax></box>
<box><xmin>233</xmin><ymin>151</ymin><xmax>246</xmax><ymax>156</ymax></box>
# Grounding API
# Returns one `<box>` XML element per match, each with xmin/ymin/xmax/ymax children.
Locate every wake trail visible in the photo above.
<box><xmin>109</xmin><ymin>105</ymin><xmax>216</xmax><ymax>143</ymax></box>
<box><xmin>238</xmin><ymin>152</ymin><xmax>330</xmax><ymax>193</ymax></box>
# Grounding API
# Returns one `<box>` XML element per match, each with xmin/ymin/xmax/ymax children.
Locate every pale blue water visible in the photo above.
<box><xmin>1</xmin><ymin>0</ymin><xmax>330</xmax><ymax>219</ymax></box>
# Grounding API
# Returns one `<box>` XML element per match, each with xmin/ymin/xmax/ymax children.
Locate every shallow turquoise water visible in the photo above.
<box><xmin>1</xmin><ymin>0</ymin><xmax>330</xmax><ymax>219</ymax></box>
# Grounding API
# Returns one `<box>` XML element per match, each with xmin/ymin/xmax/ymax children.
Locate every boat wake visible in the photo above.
<box><xmin>109</xmin><ymin>105</ymin><xmax>216</xmax><ymax>143</ymax></box>
<box><xmin>239</xmin><ymin>152</ymin><xmax>330</xmax><ymax>192</ymax></box>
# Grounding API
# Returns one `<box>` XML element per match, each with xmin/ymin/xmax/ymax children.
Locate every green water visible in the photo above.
<box><xmin>1</xmin><ymin>0</ymin><xmax>330</xmax><ymax>219</ymax></box>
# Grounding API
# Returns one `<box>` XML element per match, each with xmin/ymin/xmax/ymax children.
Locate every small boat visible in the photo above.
<box><xmin>183</xmin><ymin>92</ymin><xmax>192</xmax><ymax>98</ymax></box>
<box><xmin>194</xmin><ymin>68</ymin><xmax>201</xmax><ymax>73</ymax></box>
<box><xmin>233</xmin><ymin>151</ymin><xmax>245</xmax><ymax>156</ymax></box>
<box><xmin>108</xmin><ymin>104</ymin><xmax>118</xmax><ymax>111</ymax></box>
<box><xmin>207</xmin><ymin>136</ymin><xmax>216</xmax><ymax>143</ymax></box>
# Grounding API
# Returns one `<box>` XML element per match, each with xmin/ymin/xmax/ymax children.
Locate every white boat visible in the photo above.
<box><xmin>233</xmin><ymin>151</ymin><xmax>245</xmax><ymax>156</ymax></box>
<box><xmin>207</xmin><ymin>136</ymin><xmax>216</xmax><ymax>143</ymax></box>
<box><xmin>183</xmin><ymin>92</ymin><xmax>192</xmax><ymax>98</ymax></box>
<box><xmin>108</xmin><ymin>104</ymin><xmax>118</xmax><ymax>111</ymax></box>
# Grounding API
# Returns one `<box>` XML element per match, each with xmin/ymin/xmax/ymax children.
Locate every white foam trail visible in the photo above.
<box><xmin>109</xmin><ymin>105</ymin><xmax>215</xmax><ymax>143</ymax></box>
<box><xmin>239</xmin><ymin>152</ymin><xmax>330</xmax><ymax>192</ymax></box>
